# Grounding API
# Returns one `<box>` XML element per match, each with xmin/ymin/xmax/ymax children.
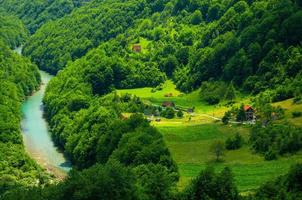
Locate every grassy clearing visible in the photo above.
<box><xmin>118</xmin><ymin>81</ymin><xmax>302</xmax><ymax>192</ymax></box>
<box><xmin>117</xmin><ymin>80</ymin><xmax>230</xmax><ymax>115</ymax></box>
<box><xmin>273</xmin><ymin>98</ymin><xmax>302</xmax><ymax>126</ymax></box>
<box><xmin>158</xmin><ymin>124</ymin><xmax>302</xmax><ymax>192</ymax></box>
<box><xmin>128</xmin><ymin>37</ymin><xmax>151</xmax><ymax>54</ymax></box>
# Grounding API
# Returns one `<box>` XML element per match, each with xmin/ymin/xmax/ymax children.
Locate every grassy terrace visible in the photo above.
<box><xmin>117</xmin><ymin>80</ymin><xmax>302</xmax><ymax>193</ymax></box>
<box><xmin>158</xmin><ymin>124</ymin><xmax>302</xmax><ymax>192</ymax></box>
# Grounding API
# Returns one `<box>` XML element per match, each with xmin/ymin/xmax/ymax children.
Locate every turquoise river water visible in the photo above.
<box><xmin>21</xmin><ymin>70</ymin><xmax>71</xmax><ymax>177</ymax></box>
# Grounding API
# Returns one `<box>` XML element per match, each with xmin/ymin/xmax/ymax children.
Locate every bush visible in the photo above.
<box><xmin>200</xmin><ymin>81</ymin><xmax>227</xmax><ymax>105</ymax></box>
<box><xmin>225</xmin><ymin>133</ymin><xmax>243</xmax><ymax>150</ymax></box>
<box><xmin>210</xmin><ymin>140</ymin><xmax>225</xmax><ymax>161</ymax></box>
<box><xmin>293</xmin><ymin>96</ymin><xmax>302</xmax><ymax>104</ymax></box>
<box><xmin>236</xmin><ymin>105</ymin><xmax>246</xmax><ymax>122</ymax></box>
<box><xmin>177</xmin><ymin>110</ymin><xmax>184</xmax><ymax>118</ymax></box>
<box><xmin>182</xmin><ymin>167</ymin><xmax>239</xmax><ymax>200</ymax></box>
<box><xmin>222</xmin><ymin>111</ymin><xmax>231</xmax><ymax>125</ymax></box>
<box><xmin>264</xmin><ymin>148</ymin><xmax>277</xmax><ymax>161</ymax></box>
<box><xmin>161</xmin><ymin>107</ymin><xmax>175</xmax><ymax>119</ymax></box>
<box><xmin>204</xmin><ymin>95</ymin><xmax>220</xmax><ymax>105</ymax></box>
<box><xmin>292</xmin><ymin>111</ymin><xmax>302</xmax><ymax>118</ymax></box>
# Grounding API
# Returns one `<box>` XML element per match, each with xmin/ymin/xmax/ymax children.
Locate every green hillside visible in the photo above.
<box><xmin>0</xmin><ymin>40</ymin><xmax>51</xmax><ymax>194</ymax></box>
<box><xmin>0</xmin><ymin>0</ymin><xmax>91</xmax><ymax>33</ymax></box>
<box><xmin>1</xmin><ymin>0</ymin><xmax>302</xmax><ymax>199</ymax></box>
<box><xmin>0</xmin><ymin>12</ymin><xmax>28</xmax><ymax>48</ymax></box>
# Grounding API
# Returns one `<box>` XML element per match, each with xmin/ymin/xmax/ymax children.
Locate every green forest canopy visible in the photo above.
<box><xmin>1</xmin><ymin>0</ymin><xmax>302</xmax><ymax>199</ymax></box>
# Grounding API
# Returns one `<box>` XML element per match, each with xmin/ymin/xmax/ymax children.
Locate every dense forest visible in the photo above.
<box><xmin>0</xmin><ymin>12</ymin><xmax>28</xmax><ymax>48</ymax></box>
<box><xmin>0</xmin><ymin>0</ymin><xmax>91</xmax><ymax>33</ymax></box>
<box><xmin>23</xmin><ymin>0</ymin><xmax>302</xmax><ymax>100</ymax></box>
<box><xmin>1</xmin><ymin>0</ymin><xmax>302</xmax><ymax>199</ymax></box>
<box><xmin>0</xmin><ymin>32</ymin><xmax>49</xmax><ymax>195</ymax></box>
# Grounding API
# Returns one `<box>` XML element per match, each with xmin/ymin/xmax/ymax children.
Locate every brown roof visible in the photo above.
<box><xmin>132</xmin><ymin>44</ymin><xmax>141</xmax><ymax>52</ymax></box>
<box><xmin>162</xmin><ymin>101</ymin><xmax>175</xmax><ymax>107</ymax></box>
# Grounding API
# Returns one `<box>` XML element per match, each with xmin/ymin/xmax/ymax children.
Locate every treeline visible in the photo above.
<box><xmin>175</xmin><ymin>0</ymin><xmax>302</xmax><ymax>94</ymax></box>
<box><xmin>0</xmin><ymin>0</ymin><xmax>91</xmax><ymax>33</ymax></box>
<box><xmin>0</xmin><ymin>12</ymin><xmax>28</xmax><ymax>48</ymax></box>
<box><xmin>250</xmin><ymin>123</ymin><xmax>302</xmax><ymax>160</ymax></box>
<box><xmin>3</xmin><ymin>161</ymin><xmax>302</xmax><ymax>199</ymax></box>
<box><xmin>0</xmin><ymin>41</ymin><xmax>50</xmax><ymax>196</ymax></box>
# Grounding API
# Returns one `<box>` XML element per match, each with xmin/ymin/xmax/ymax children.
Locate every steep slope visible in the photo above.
<box><xmin>24</xmin><ymin>0</ymin><xmax>302</xmax><ymax>99</ymax></box>
<box><xmin>0</xmin><ymin>12</ymin><xmax>28</xmax><ymax>48</ymax></box>
<box><xmin>23</xmin><ymin>0</ymin><xmax>167</xmax><ymax>73</ymax></box>
<box><xmin>0</xmin><ymin>0</ymin><xmax>91</xmax><ymax>33</ymax></box>
<box><xmin>0</xmin><ymin>41</ymin><xmax>51</xmax><ymax>196</ymax></box>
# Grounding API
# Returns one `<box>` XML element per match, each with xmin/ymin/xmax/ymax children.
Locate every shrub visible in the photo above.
<box><xmin>236</xmin><ymin>105</ymin><xmax>246</xmax><ymax>122</ymax></box>
<box><xmin>225</xmin><ymin>133</ymin><xmax>243</xmax><ymax>150</ymax></box>
<box><xmin>293</xmin><ymin>96</ymin><xmax>302</xmax><ymax>104</ymax></box>
<box><xmin>292</xmin><ymin>111</ymin><xmax>302</xmax><ymax>118</ymax></box>
<box><xmin>161</xmin><ymin>107</ymin><xmax>175</xmax><ymax>119</ymax></box>
<box><xmin>204</xmin><ymin>95</ymin><xmax>220</xmax><ymax>105</ymax></box>
<box><xmin>182</xmin><ymin>167</ymin><xmax>239</xmax><ymax>200</ymax></box>
<box><xmin>177</xmin><ymin>110</ymin><xmax>184</xmax><ymax>118</ymax></box>
<box><xmin>210</xmin><ymin>140</ymin><xmax>225</xmax><ymax>161</ymax></box>
<box><xmin>222</xmin><ymin>111</ymin><xmax>231</xmax><ymax>125</ymax></box>
<box><xmin>200</xmin><ymin>81</ymin><xmax>227</xmax><ymax>105</ymax></box>
<box><xmin>264</xmin><ymin>148</ymin><xmax>277</xmax><ymax>161</ymax></box>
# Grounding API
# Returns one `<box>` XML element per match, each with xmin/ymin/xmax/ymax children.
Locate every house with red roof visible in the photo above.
<box><xmin>244</xmin><ymin>105</ymin><xmax>255</xmax><ymax>121</ymax></box>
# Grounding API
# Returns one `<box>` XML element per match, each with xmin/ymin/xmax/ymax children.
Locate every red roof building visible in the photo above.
<box><xmin>243</xmin><ymin>105</ymin><xmax>255</xmax><ymax>121</ymax></box>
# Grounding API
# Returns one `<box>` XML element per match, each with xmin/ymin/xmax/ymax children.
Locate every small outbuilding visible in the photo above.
<box><xmin>162</xmin><ymin>101</ymin><xmax>175</xmax><ymax>108</ymax></box>
<box><xmin>244</xmin><ymin>105</ymin><xmax>255</xmax><ymax>121</ymax></box>
<box><xmin>132</xmin><ymin>44</ymin><xmax>142</xmax><ymax>52</ymax></box>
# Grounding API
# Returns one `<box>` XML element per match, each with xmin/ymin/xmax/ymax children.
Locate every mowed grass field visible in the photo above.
<box><xmin>117</xmin><ymin>80</ymin><xmax>229</xmax><ymax>115</ymax></box>
<box><xmin>273</xmin><ymin>98</ymin><xmax>302</xmax><ymax>126</ymax></box>
<box><xmin>117</xmin><ymin>81</ymin><xmax>302</xmax><ymax>193</ymax></box>
<box><xmin>157</xmin><ymin>124</ymin><xmax>302</xmax><ymax>192</ymax></box>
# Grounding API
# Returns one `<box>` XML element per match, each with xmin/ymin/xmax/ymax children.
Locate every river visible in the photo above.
<box><xmin>17</xmin><ymin>47</ymin><xmax>71</xmax><ymax>178</ymax></box>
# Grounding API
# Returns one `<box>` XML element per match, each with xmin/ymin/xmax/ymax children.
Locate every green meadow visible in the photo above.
<box><xmin>158</xmin><ymin>124</ymin><xmax>302</xmax><ymax>192</ymax></box>
<box><xmin>117</xmin><ymin>80</ymin><xmax>302</xmax><ymax>193</ymax></box>
<box><xmin>117</xmin><ymin>80</ymin><xmax>228</xmax><ymax>114</ymax></box>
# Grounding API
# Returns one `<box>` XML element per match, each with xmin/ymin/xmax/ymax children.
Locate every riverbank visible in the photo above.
<box><xmin>21</xmin><ymin>70</ymin><xmax>71</xmax><ymax>179</ymax></box>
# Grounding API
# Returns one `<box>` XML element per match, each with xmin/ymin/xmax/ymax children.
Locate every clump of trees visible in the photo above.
<box><xmin>181</xmin><ymin>167</ymin><xmax>239</xmax><ymax>200</ymax></box>
<box><xmin>161</xmin><ymin>107</ymin><xmax>175</xmax><ymax>119</ymax></box>
<box><xmin>200</xmin><ymin>81</ymin><xmax>236</xmax><ymax>105</ymax></box>
<box><xmin>250</xmin><ymin>123</ymin><xmax>302</xmax><ymax>160</ymax></box>
<box><xmin>225</xmin><ymin>133</ymin><xmax>243</xmax><ymax>150</ymax></box>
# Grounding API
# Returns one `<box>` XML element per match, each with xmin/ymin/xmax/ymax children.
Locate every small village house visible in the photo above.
<box><xmin>162</xmin><ymin>101</ymin><xmax>175</xmax><ymax>108</ymax></box>
<box><xmin>132</xmin><ymin>44</ymin><xmax>142</xmax><ymax>52</ymax></box>
<box><xmin>244</xmin><ymin>105</ymin><xmax>255</xmax><ymax>121</ymax></box>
